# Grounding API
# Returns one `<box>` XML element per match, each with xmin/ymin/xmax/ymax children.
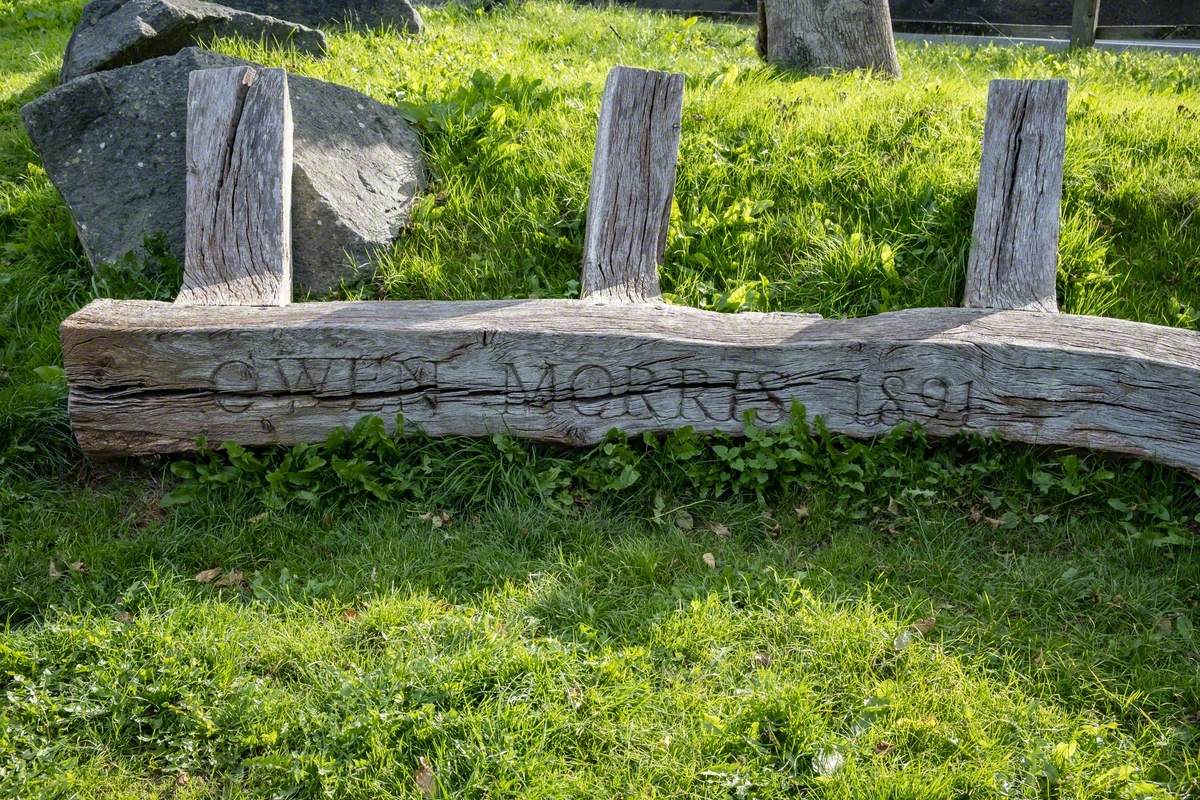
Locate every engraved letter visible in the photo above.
<box><xmin>210</xmin><ymin>360</ymin><xmax>257</xmax><ymax>413</ymax></box>
<box><xmin>570</xmin><ymin>364</ymin><xmax>615</xmax><ymax>418</ymax></box>
<box><xmin>503</xmin><ymin>362</ymin><xmax>557</xmax><ymax>409</ymax></box>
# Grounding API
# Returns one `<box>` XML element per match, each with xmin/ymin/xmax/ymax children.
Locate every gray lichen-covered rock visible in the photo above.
<box><xmin>61</xmin><ymin>0</ymin><xmax>327</xmax><ymax>83</ymax></box>
<box><xmin>217</xmin><ymin>0</ymin><xmax>422</xmax><ymax>32</ymax></box>
<box><xmin>23</xmin><ymin>48</ymin><xmax>427</xmax><ymax>293</ymax></box>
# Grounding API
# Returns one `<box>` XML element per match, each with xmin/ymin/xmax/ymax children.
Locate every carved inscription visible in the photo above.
<box><xmin>208</xmin><ymin>355</ymin><xmax>444</xmax><ymax>414</ymax></box>
<box><xmin>855</xmin><ymin>374</ymin><xmax>975</xmax><ymax>428</ymax></box>
<box><xmin>204</xmin><ymin>350</ymin><xmax>981</xmax><ymax>435</ymax></box>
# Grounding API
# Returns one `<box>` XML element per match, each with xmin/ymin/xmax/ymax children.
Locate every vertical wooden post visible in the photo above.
<box><xmin>1071</xmin><ymin>0</ymin><xmax>1101</xmax><ymax>49</ymax></box>
<box><xmin>178</xmin><ymin>66</ymin><xmax>293</xmax><ymax>307</ymax></box>
<box><xmin>963</xmin><ymin>79</ymin><xmax>1068</xmax><ymax>314</ymax></box>
<box><xmin>758</xmin><ymin>0</ymin><xmax>901</xmax><ymax>79</ymax></box>
<box><xmin>581</xmin><ymin>66</ymin><xmax>684</xmax><ymax>304</ymax></box>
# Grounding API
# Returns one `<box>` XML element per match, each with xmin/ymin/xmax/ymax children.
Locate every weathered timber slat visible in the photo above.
<box><xmin>178</xmin><ymin>66</ymin><xmax>292</xmax><ymax>306</ymax></box>
<box><xmin>581</xmin><ymin>66</ymin><xmax>684</xmax><ymax>303</ymax></box>
<box><xmin>964</xmin><ymin>79</ymin><xmax>1067</xmax><ymax>313</ymax></box>
<box><xmin>61</xmin><ymin>299</ymin><xmax>1200</xmax><ymax>476</ymax></box>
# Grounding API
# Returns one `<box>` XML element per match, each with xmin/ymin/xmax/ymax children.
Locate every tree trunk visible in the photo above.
<box><xmin>759</xmin><ymin>0</ymin><xmax>901</xmax><ymax>78</ymax></box>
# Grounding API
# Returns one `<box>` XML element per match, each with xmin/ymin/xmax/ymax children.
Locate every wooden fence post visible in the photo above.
<box><xmin>758</xmin><ymin>0</ymin><xmax>901</xmax><ymax>79</ymax></box>
<box><xmin>1071</xmin><ymin>0</ymin><xmax>1101</xmax><ymax>49</ymax></box>
<box><xmin>581</xmin><ymin>66</ymin><xmax>684</xmax><ymax>303</ymax></box>
<box><xmin>963</xmin><ymin>79</ymin><xmax>1068</xmax><ymax>313</ymax></box>
<box><xmin>177</xmin><ymin>66</ymin><xmax>293</xmax><ymax>307</ymax></box>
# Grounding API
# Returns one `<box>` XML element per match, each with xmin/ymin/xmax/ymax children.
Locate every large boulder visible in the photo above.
<box><xmin>61</xmin><ymin>0</ymin><xmax>327</xmax><ymax>83</ymax></box>
<box><xmin>23</xmin><ymin>48</ymin><xmax>427</xmax><ymax>293</ymax></box>
<box><xmin>217</xmin><ymin>0</ymin><xmax>422</xmax><ymax>32</ymax></box>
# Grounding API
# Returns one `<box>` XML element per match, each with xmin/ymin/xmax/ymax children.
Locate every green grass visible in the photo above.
<box><xmin>3</xmin><ymin>0</ymin><xmax>1200</xmax><ymax>797</ymax></box>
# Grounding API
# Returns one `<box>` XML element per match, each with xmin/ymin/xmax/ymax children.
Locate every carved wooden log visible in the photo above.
<box><xmin>61</xmin><ymin>299</ymin><xmax>1200</xmax><ymax>476</ymax></box>
<box><xmin>178</xmin><ymin>66</ymin><xmax>292</xmax><ymax>307</ymax></box>
<box><xmin>964</xmin><ymin>80</ymin><xmax>1067</xmax><ymax>313</ymax></box>
<box><xmin>758</xmin><ymin>0</ymin><xmax>901</xmax><ymax>78</ymax></box>
<box><xmin>581</xmin><ymin>66</ymin><xmax>684</xmax><ymax>303</ymax></box>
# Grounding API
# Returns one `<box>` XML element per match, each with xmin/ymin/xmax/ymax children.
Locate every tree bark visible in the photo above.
<box><xmin>759</xmin><ymin>0</ymin><xmax>901</xmax><ymax>78</ymax></box>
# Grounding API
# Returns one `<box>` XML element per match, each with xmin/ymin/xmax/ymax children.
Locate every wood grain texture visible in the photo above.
<box><xmin>61</xmin><ymin>298</ymin><xmax>1200</xmax><ymax>476</ymax></box>
<box><xmin>581</xmin><ymin>66</ymin><xmax>684</xmax><ymax>303</ymax></box>
<box><xmin>964</xmin><ymin>79</ymin><xmax>1067</xmax><ymax>313</ymax></box>
<box><xmin>1071</xmin><ymin>0</ymin><xmax>1101</xmax><ymax>47</ymax></box>
<box><xmin>759</xmin><ymin>0</ymin><xmax>901</xmax><ymax>78</ymax></box>
<box><xmin>178</xmin><ymin>66</ymin><xmax>292</xmax><ymax>306</ymax></box>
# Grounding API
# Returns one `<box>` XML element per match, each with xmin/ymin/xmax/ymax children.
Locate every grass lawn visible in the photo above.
<box><xmin>3</xmin><ymin>0</ymin><xmax>1200</xmax><ymax>797</ymax></box>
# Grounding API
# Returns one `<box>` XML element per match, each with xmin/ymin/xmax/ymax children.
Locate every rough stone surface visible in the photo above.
<box><xmin>216</xmin><ymin>0</ymin><xmax>422</xmax><ymax>32</ymax></box>
<box><xmin>23</xmin><ymin>48</ymin><xmax>427</xmax><ymax>293</ymax></box>
<box><xmin>61</xmin><ymin>0</ymin><xmax>327</xmax><ymax>83</ymax></box>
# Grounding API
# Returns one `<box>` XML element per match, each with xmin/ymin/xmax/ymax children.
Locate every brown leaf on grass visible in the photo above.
<box><xmin>913</xmin><ymin>617</ymin><xmax>937</xmax><ymax>636</ymax></box>
<box><xmin>114</xmin><ymin>611</ymin><xmax>133</xmax><ymax>624</ymax></box>
<box><xmin>753</xmin><ymin>651</ymin><xmax>772</xmax><ymax>668</ymax></box>
<box><xmin>248</xmin><ymin>511</ymin><xmax>269</xmax><ymax>525</ymax></box>
<box><xmin>214</xmin><ymin>570</ymin><xmax>245</xmax><ymax>588</ymax></box>
<box><xmin>702</xmin><ymin>552</ymin><xmax>717</xmax><ymax>570</ymax></box>
<box><xmin>49</xmin><ymin>560</ymin><xmax>64</xmax><ymax>581</ymax></box>
<box><xmin>419</xmin><ymin>511</ymin><xmax>452</xmax><ymax>529</ymax></box>
<box><xmin>793</xmin><ymin>505</ymin><xmax>810</xmax><ymax>522</ymax></box>
<box><xmin>193</xmin><ymin>567</ymin><xmax>223</xmax><ymax>584</ymax></box>
<box><xmin>968</xmin><ymin>507</ymin><xmax>983</xmax><ymax>524</ymax></box>
<box><xmin>414</xmin><ymin>757</ymin><xmax>435</xmax><ymax>798</ymax></box>
<box><xmin>341</xmin><ymin>608</ymin><xmax>360</xmax><ymax>621</ymax></box>
<box><xmin>706</xmin><ymin>522</ymin><xmax>731</xmax><ymax>539</ymax></box>
<box><xmin>69</xmin><ymin>561</ymin><xmax>88</xmax><ymax>574</ymax></box>
<box><xmin>874</xmin><ymin>740</ymin><xmax>894</xmax><ymax>756</ymax></box>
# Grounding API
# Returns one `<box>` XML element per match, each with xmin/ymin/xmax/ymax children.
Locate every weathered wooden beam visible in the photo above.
<box><xmin>964</xmin><ymin>79</ymin><xmax>1067</xmax><ymax>313</ymax></box>
<box><xmin>61</xmin><ymin>299</ymin><xmax>1200</xmax><ymax>476</ymax></box>
<box><xmin>178</xmin><ymin>66</ymin><xmax>292</xmax><ymax>307</ymax></box>
<box><xmin>581</xmin><ymin>66</ymin><xmax>684</xmax><ymax>303</ymax></box>
<box><xmin>1071</xmin><ymin>0</ymin><xmax>1102</xmax><ymax>48</ymax></box>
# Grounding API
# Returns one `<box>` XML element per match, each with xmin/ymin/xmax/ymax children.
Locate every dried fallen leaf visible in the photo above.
<box><xmin>419</xmin><ymin>511</ymin><xmax>452</xmax><ymax>529</ymax></box>
<box><xmin>114</xmin><ymin>611</ymin><xmax>133</xmax><ymax>624</ymax></box>
<box><xmin>193</xmin><ymin>567</ymin><xmax>223</xmax><ymax>584</ymax></box>
<box><xmin>69</xmin><ymin>561</ymin><xmax>88</xmax><ymax>574</ymax></box>
<box><xmin>341</xmin><ymin>608</ymin><xmax>360</xmax><ymax>621</ymax></box>
<box><xmin>706</xmin><ymin>522</ymin><xmax>731</xmax><ymax>539</ymax></box>
<box><xmin>49</xmin><ymin>560</ymin><xmax>64</xmax><ymax>581</ymax></box>
<box><xmin>913</xmin><ymin>617</ymin><xmax>936</xmax><ymax>636</ymax></box>
<box><xmin>753</xmin><ymin>651</ymin><xmax>772</xmax><ymax>668</ymax></box>
<box><xmin>248</xmin><ymin>511</ymin><xmax>269</xmax><ymax>524</ymax></box>
<box><xmin>794</xmin><ymin>505</ymin><xmax>810</xmax><ymax>522</ymax></box>
<box><xmin>874</xmin><ymin>740</ymin><xmax>894</xmax><ymax>756</ymax></box>
<box><xmin>674</xmin><ymin>510</ymin><xmax>694</xmax><ymax>531</ymax></box>
<box><xmin>214</xmin><ymin>569</ymin><xmax>245</xmax><ymax>588</ymax></box>
<box><xmin>702</xmin><ymin>552</ymin><xmax>717</xmax><ymax>570</ymax></box>
<box><xmin>414</xmin><ymin>757</ymin><xmax>435</xmax><ymax>798</ymax></box>
<box><xmin>886</xmin><ymin>497</ymin><xmax>900</xmax><ymax>516</ymax></box>
<box><xmin>968</xmin><ymin>507</ymin><xmax>982</xmax><ymax>524</ymax></box>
